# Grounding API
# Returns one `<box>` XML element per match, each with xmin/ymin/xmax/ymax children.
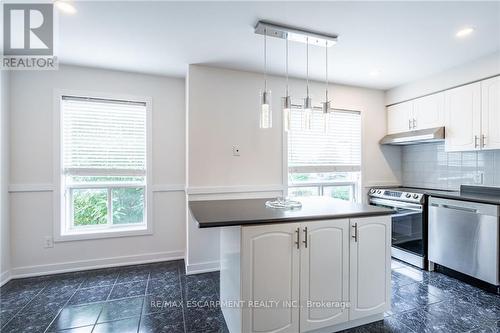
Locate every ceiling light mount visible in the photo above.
<box><xmin>456</xmin><ymin>27</ymin><xmax>475</xmax><ymax>38</ymax></box>
<box><xmin>255</xmin><ymin>20</ymin><xmax>338</xmax><ymax>47</ymax></box>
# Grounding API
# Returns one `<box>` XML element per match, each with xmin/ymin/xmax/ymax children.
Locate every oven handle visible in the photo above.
<box><xmin>369</xmin><ymin>198</ymin><xmax>423</xmax><ymax>211</ymax></box>
<box><xmin>392</xmin><ymin>210</ymin><xmax>422</xmax><ymax>218</ymax></box>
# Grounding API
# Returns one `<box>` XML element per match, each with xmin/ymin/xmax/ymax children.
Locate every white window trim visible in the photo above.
<box><xmin>53</xmin><ymin>89</ymin><xmax>153</xmax><ymax>242</ymax></box>
<box><xmin>282</xmin><ymin>106</ymin><xmax>365</xmax><ymax>202</ymax></box>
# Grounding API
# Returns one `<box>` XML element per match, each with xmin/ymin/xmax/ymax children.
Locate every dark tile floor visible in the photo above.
<box><xmin>350</xmin><ymin>260</ymin><xmax>500</xmax><ymax>333</ymax></box>
<box><xmin>0</xmin><ymin>260</ymin><xmax>226</xmax><ymax>333</ymax></box>
<box><xmin>0</xmin><ymin>259</ymin><xmax>498</xmax><ymax>333</ymax></box>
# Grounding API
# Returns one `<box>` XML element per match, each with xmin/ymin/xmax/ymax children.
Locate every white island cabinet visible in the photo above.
<box><xmin>220</xmin><ymin>215</ymin><xmax>391</xmax><ymax>333</ymax></box>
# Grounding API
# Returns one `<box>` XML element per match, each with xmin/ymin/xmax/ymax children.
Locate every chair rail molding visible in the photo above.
<box><xmin>9</xmin><ymin>183</ymin><xmax>186</xmax><ymax>193</ymax></box>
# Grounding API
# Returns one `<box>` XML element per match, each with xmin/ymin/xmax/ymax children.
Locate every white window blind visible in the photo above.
<box><xmin>62</xmin><ymin>96</ymin><xmax>147</xmax><ymax>176</ymax></box>
<box><xmin>288</xmin><ymin>109</ymin><xmax>361</xmax><ymax>173</ymax></box>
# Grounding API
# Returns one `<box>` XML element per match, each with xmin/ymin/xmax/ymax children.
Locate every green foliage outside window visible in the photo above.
<box><xmin>72</xmin><ymin>187</ymin><xmax>144</xmax><ymax>226</ymax></box>
<box><xmin>73</xmin><ymin>189</ymin><xmax>108</xmax><ymax>226</ymax></box>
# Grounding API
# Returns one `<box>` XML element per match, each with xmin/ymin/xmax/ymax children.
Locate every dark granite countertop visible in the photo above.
<box><xmin>424</xmin><ymin>186</ymin><xmax>500</xmax><ymax>206</ymax></box>
<box><xmin>190</xmin><ymin>196</ymin><xmax>393</xmax><ymax>228</ymax></box>
<box><xmin>392</xmin><ymin>185</ymin><xmax>500</xmax><ymax>206</ymax></box>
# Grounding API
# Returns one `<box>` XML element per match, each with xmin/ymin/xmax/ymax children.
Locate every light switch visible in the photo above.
<box><xmin>232</xmin><ymin>145</ymin><xmax>241</xmax><ymax>156</ymax></box>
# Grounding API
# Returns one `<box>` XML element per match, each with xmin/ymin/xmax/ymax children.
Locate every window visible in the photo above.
<box><xmin>59</xmin><ymin>94</ymin><xmax>150</xmax><ymax>238</ymax></box>
<box><xmin>287</xmin><ymin>109</ymin><xmax>361</xmax><ymax>202</ymax></box>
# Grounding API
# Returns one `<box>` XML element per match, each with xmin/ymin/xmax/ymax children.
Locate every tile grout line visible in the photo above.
<box><xmin>2</xmin><ymin>279</ymin><xmax>49</xmax><ymax>329</ymax></box>
<box><xmin>92</xmin><ymin>269</ymin><xmax>122</xmax><ymax>330</ymax></box>
<box><xmin>136</xmin><ymin>271</ymin><xmax>150</xmax><ymax>333</ymax></box>
<box><xmin>43</xmin><ymin>277</ymin><xmax>87</xmax><ymax>333</ymax></box>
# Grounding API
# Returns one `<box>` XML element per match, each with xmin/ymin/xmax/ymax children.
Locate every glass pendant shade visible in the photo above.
<box><xmin>282</xmin><ymin>96</ymin><xmax>291</xmax><ymax>132</ymax></box>
<box><xmin>302</xmin><ymin>96</ymin><xmax>313</xmax><ymax>130</ymax></box>
<box><xmin>322</xmin><ymin>101</ymin><xmax>331</xmax><ymax>133</ymax></box>
<box><xmin>260</xmin><ymin>90</ymin><xmax>272</xmax><ymax>129</ymax></box>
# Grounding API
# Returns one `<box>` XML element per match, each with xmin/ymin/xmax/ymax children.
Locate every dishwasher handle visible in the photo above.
<box><xmin>429</xmin><ymin>197</ymin><xmax>499</xmax><ymax>217</ymax></box>
<box><xmin>430</xmin><ymin>203</ymin><xmax>478</xmax><ymax>214</ymax></box>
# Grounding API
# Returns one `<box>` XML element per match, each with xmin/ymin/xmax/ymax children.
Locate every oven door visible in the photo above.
<box><xmin>369</xmin><ymin>198</ymin><xmax>424</xmax><ymax>256</ymax></box>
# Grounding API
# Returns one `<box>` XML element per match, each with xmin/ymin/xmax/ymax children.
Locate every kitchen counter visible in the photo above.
<box><xmin>190</xmin><ymin>196</ymin><xmax>393</xmax><ymax>228</ymax></box>
<box><xmin>413</xmin><ymin>185</ymin><xmax>500</xmax><ymax>206</ymax></box>
<box><xmin>209</xmin><ymin>196</ymin><xmax>393</xmax><ymax>333</ymax></box>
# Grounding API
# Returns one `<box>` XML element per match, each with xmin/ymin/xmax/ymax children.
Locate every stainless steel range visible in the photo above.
<box><xmin>368</xmin><ymin>188</ymin><xmax>427</xmax><ymax>269</ymax></box>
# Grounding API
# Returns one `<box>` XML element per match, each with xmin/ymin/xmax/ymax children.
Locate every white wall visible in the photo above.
<box><xmin>386</xmin><ymin>51</ymin><xmax>500</xmax><ymax>105</ymax></box>
<box><xmin>1</xmin><ymin>70</ymin><xmax>11</xmax><ymax>285</ymax></box>
<box><xmin>186</xmin><ymin>65</ymin><xmax>401</xmax><ymax>273</ymax></box>
<box><xmin>9</xmin><ymin>65</ymin><xmax>186</xmax><ymax>277</ymax></box>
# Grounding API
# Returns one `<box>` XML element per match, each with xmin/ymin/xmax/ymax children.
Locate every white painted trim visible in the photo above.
<box><xmin>10</xmin><ymin>250</ymin><xmax>184</xmax><ymax>279</ymax></box>
<box><xmin>8</xmin><ymin>183</ymin><xmax>186</xmax><ymax>193</ymax></box>
<box><xmin>151</xmin><ymin>184</ymin><xmax>185</xmax><ymax>192</ymax></box>
<box><xmin>363</xmin><ymin>181</ymin><xmax>401</xmax><ymax>188</ymax></box>
<box><xmin>8</xmin><ymin>184</ymin><xmax>55</xmax><ymax>192</ymax></box>
<box><xmin>52</xmin><ymin>89</ymin><xmax>154</xmax><ymax>242</ymax></box>
<box><xmin>185</xmin><ymin>260</ymin><xmax>220</xmax><ymax>275</ymax></box>
<box><xmin>55</xmin><ymin>227</ymin><xmax>152</xmax><ymax>242</ymax></box>
<box><xmin>186</xmin><ymin>185</ymin><xmax>286</xmax><ymax>195</ymax></box>
<box><xmin>0</xmin><ymin>270</ymin><xmax>11</xmax><ymax>286</ymax></box>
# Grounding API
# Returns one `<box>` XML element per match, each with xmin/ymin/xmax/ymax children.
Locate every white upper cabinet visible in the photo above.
<box><xmin>387</xmin><ymin>92</ymin><xmax>445</xmax><ymax>135</ymax></box>
<box><xmin>444</xmin><ymin>82</ymin><xmax>482</xmax><ymax>152</ymax></box>
<box><xmin>413</xmin><ymin>92</ymin><xmax>445</xmax><ymax>130</ymax></box>
<box><xmin>387</xmin><ymin>102</ymin><xmax>413</xmax><ymax>134</ymax></box>
<box><xmin>481</xmin><ymin>76</ymin><xmax>500</xmax><ymax>150</ymax></box>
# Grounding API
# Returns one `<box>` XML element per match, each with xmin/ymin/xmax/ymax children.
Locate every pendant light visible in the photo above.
<box><xmin>302</xmin><ymin>37</ymin><xmax>312</xmax><ymax>130</ymax></box>
<box><xmin>322</xmin><ymin>40</ymin><xmax>331</xmax><ymax>133</ymax></box>
<box><xmin>282</xmin><ymin>38</ymin><xmax>292</xmax><ymax>132</ymax></box>
<box><xmin>259</xmin><ymin>28</ymin><xmax>272</xmax><ymax>129</ymax></box>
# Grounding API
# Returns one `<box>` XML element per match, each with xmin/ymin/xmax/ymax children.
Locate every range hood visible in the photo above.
<box><xmin>380</xmin><ymin>127</ymin><xmax>445</xmax><ymax>145</ymax></box>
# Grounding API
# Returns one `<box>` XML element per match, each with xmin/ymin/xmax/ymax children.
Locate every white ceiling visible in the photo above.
<box><xmin>57</xmin><ymin>1</ymin><xmax>500</xmax><ymax>89</ymax></box>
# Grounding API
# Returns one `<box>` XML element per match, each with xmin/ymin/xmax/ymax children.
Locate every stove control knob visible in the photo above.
<box><xmin>413</xmin><ymin>194</ymin><xmax>419</xmax><ymax>199</ymax></box>
<box><xmin>405</xmin><ymin>193</ymin><xmax>412</xmax><ymax>198</ymax></box>
<box><xmin>370</xmin><ymin>189</ymin><xmax>376</xmax><ymax>194</ymax></box>
<box><xmin>377</xmin><ymin>190</ymin><xmax>382</xmax><ymax>194</ymax></box>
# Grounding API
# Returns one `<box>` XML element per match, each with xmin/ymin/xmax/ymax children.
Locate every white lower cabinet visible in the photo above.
<box><xmin>241</xmin><ymin>223</ymin><xmax>300</xmax><ymax>333</ymax></box>
<box><xmin>222</xmin><ymin>215</ymin><xmax>391</xmax><ymax>333</ymax></box>
<box><xmin>300</xmin><ymin>219</ymin><xmax>350</xmax><ymax>332</ymax></box>
<box><xmin>349</xmin><ymin>216</ymin><xmax>391</xmax><ymax>320</ymax></box>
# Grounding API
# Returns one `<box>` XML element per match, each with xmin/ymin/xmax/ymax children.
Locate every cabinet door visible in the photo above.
<box><xmin>349</xmin><ymin>216</ymin><xmax>391</xmax><ymax>320</ymax></box>
<box><xmin>413</xmin><ymin>92</ymin><xmax>445</xmax><ymax>130</ymax></box>
<box><xmin>241</xmin><ymin>223</ymin><xmax>300</xmax><ymax>333</ymax></box>
<box><xmin>444</xmin><ymin>82</ymin><xmax>481</xmax><ymax>152</ymax></box>
<box><xmin>481</xmin><ymin>76</ymin><xmax>500</xmax><ymax>150</ymax></box>
<box><xmin>387</xmin><ymin>102</ymin><xmax>412</xmax><ymax>134</ymax></box>
<box><xmin>300</xmin><ymin>220</ymin><xmax>349</xmax><ymax>332</ymax></box>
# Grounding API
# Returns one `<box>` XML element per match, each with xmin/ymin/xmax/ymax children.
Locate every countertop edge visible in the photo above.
<box><xmin>427</xmin><ymin>192</ymin><xmax>500</xmax><ymax>206</ymax></box>
<box><xmin>196</xmin><ymin>210</ymin><xmax>393</xmax><ymax>228</ymax></box>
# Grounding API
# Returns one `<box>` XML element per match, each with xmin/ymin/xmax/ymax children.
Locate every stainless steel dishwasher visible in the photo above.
<box><xmin>428</xmin><ymin>196</ymin><xmax>499</xmax><ymax>286</ymax></box>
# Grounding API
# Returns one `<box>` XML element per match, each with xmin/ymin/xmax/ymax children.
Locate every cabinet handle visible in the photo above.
<box><xmin>352</xmin><ymin>223</ymin><xmax>358</xmax><ymax>242</ymax></box>
<box><xmin>302</xmin><ymin>227</ymin><xmax>308</xmax><ymax>248</ymax></box>
<box><xmin>413</xmin><ymin>118</ymin><xmax>417</xmax><ymax>129</ymax></box>
<box><xmin>408</xmin><ymin>119</ymin><xmax>412</xmax><ymax>130</ymax></box>
<box><xmin>481</xmin><ymin>135</ymin><xmax>486</xmax><ymax>148</ymax></box>
<box><xmin>474</xmin><ymin>135</ymin><xmax>479</xmax><ymax>149</ymax></box>
<box><xmin>295</xmin><ymin>227</ymin><xmax>300</xmax><ymax>249</ymax></box>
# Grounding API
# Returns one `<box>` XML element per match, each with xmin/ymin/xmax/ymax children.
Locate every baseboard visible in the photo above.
<box><xmin>185</xmin><ymin>260</ymin><xmax>220</xmax><ymax>275</ymax></box>
<box><xmin>9</xmin><ymin>250</ymin><xmax>185</xmax><ymax>279</ymax></box>
<box><xmin>0</xmin><ymin>270</ymin><xmax>11</xmax><ymax>286</ymax></box>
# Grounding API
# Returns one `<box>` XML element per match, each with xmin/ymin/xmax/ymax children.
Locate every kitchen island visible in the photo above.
<box><xmin>189</xmin><ymin>197</ymin><xmax>393</xmax><ymax>333</ymax></box>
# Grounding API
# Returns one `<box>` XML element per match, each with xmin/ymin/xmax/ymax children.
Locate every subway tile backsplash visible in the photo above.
<box><xmin>402</xmin><ymin>143</ymin><xmax>500</xmax><ymax>190</ymax></box>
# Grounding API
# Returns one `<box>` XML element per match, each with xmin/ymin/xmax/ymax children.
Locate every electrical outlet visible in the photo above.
<box><xmin>44</xmin><ymin>236</ymin><xmax>54</xmax><ymax>248</ymax></box>
<box><xmin>232</xmin><ymin>145</ymin><xmax>241</xmax><ymax>156</ymax></box>
<box><xmin>474</xmin><ymin>172</ymin><xmax>484</xmax><ymax>185</ymax></box>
